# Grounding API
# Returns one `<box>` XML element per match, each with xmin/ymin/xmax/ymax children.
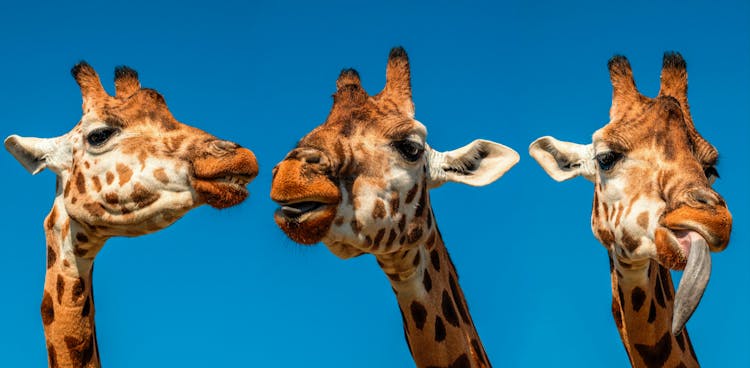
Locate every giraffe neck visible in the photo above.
<box><xmin>42</xmin><ymin>193</ymin><xmax>104</xmax><ymax>368</ymax></box>
<box><xmin>376</xmin><ymin>227</ymin><xmax>490</xmax><ymax>368</ymax></box>
<box><xmin>609</xmin><ymin>254</ymin><xmax>699</xmax><ymax>368</ymax></box>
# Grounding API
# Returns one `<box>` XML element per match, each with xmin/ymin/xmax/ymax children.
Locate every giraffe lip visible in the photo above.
<box><xmin>277</xmin><ymin>201</ymin><xmax>328</xmax><ymax>218</ymax></box>
<box><xmin>279</xmin><ymin>201</ymin><xmax>325</xmax><ymax>217</ymax></box>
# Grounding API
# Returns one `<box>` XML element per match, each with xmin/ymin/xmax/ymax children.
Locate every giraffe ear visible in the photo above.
<box><xmin>4</xmin><ymin>135</ymin><xmax>66</xmax><ymax>175</ymax></box>
<box><xmin>529</xmin><ymin>136</ymin><xmax>595</xmax><ymax>182</ymax></box>
<box><xmin>427</xmin><ymin>139</ymin><xmax>519</xmax><ymax>189</ymax></box>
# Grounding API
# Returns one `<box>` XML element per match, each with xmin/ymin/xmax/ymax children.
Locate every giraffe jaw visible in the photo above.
<box><xmin>193</xmin><ymin>176</ymin><xmax>252</xmax><ymax>209</ymax></box>
<box><xmin>272</xmin><ymin>199</ymin><xmax>338</xmax><ymax>245</ymax></box>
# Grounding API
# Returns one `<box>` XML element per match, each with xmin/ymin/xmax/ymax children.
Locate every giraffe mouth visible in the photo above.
<box><xmin>193</xmin><ymin>175</ymin><xmax>254</xmax><ymax>209</ymax></box>
<box><xmin>275</xmin><ymin>200</ymin><xmax>333</xmax><ymax>221</ymax></box>
<box><xmin>272</xmin><ymin>199</ymin><xmax>338</xmax><ymax>245</ymax></box>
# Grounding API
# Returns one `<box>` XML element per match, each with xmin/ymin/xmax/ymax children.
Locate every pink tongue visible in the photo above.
<box><xmin>674</xmin><ymin>230</ymin><xmax>703</xmax><ymax>257</ymax></box>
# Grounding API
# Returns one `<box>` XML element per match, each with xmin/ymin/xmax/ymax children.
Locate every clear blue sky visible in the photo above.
<box><xmin>1</xmin><ymin>1</ymin><xmax>748</xmax><ymax>366</ymax></box>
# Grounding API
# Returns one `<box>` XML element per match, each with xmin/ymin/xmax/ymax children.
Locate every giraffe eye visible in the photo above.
<box><xmin>87</xmin><ymin>127</ymin><xmax>119</xmax><ymax>147</ymax></box>
<box><xmin>596</xmin><ymin>151</ymin><xmax>622</xmax><ymax>171</ymax></box>
<box><xmin>704</xmin><ymin>166</ymin><xmax>719</xmax><ymax>184</ymax></box>
<box><xmin>392</xmin><ymin>140</ymin><xmax>424</xmax><ymax>162</ymax></box>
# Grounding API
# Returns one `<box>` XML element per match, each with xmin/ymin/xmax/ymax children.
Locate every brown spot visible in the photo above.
<box><xmin>647</xmin><ymin>300</ymin><xmax>656</xmax><ymax>323</ymax></box>
<box><xmin>83</xmin><ymin>202</ymin><xmax>105</xmax><ymax>217</ymax></box>
<box><xmin>64</xmin><ymin>181</ymin><xmax>71</xmax><ymax>197</ymax></box>
<box><xmin>91</xmin><ymin>176</ymin><xmax>102</xmax><ymax>192</ymax></box>
<box><xmin>41</xmin><ymin>292</ymin><xmax>54</xmax><ymax>325</ymax></box>
<box><xmin>410</xmin><ymin>301</ymin><xmax>427</xmax><ymax>330</ymax></box>
<box><xmin>373</xmin><ymin>229</ymin><xmax>385</xmax><ymax>247</ymax></box>
<box><xmin>349</xmin><ymin>219</ymin><xmax>361</xmax><ymax>234</ymax></box>
<box><xmin>634</xmin><ymin>332</ymin><xmax>671</xmax><ymax>368</ymax></box>
<box><xmin>430</xmin><ymin>250</ymin><xmax>440</xmax><ymax>271</ymax></box>
<box><xmin>398</xmin><ymin>216</ymin><xmax>406</xmax><ymax>232</ymax></box>
<box><xmin>389</xmin><ymin>192</ymin><xmax>400</xmax><ymax>214</ymax></box>
<box><xmin>415</xmin><ymin>185</ymin><xmax>427</xmax><ymax>217</ymax></box>
<box><xmin>422</xmin><ymin>269</ymin><xmax>432</xmax><ymax>292</ymax></box>
<box><xmin>72</xmin><ymin>278</ymin><xmax>85</xmax><ymax>302</ymax></box>
<box><xmin>654</xmin><ymin>271</ymin><xmax>666</xmax><ymax>308</ymax></box>
<box><xmin>425</xmin><ymin>232</ymin><xmax>436</xmax><ymax>249</ymax></box>
<box><xmin>138</xmin><ymin>150</ymin><xmax>148</xmax><ymax>169</ymax></box>
<box><xmin>116</xmin><ymin>163</ymin><xmax>133</xmax><ymax>186</ymax></box>
<box><xmin>596</xmin><ymin>227</ymin><xmax>615</xmax><ymax>247</ymax></box>
<box><xmin>76</xmin><ymin>233</ymin><xmax>89</xmax><ymax>243</ymax></box>
<box><xmin>153</xmin><ymin>168</ymin><xmax>169</xmax><ymax>184</ymax></box>
<box><xmin>434</xmin><ymin>315</ymin><xmax>446</xmax><ymax>342</ymax></box>
<box><xmin>612</xmin><ymin>298</ymin><xmax>623</xmax><ymax>330</ymax></box>
<box><xmin>63</xmin><ymin>260</ymin><xmax>70</xmax><ymax>267</ymax></box>
<box><xmin>372</xmin><ymin>199</ymin><xmax>386</xmax><ymax>219</ymax></box>
<box><xmin>449</xmin><ymin>354</ymin><xmax>471</xmax><ymax>368</ymax></box>
<box><xmin>426</xmin><ymin>212</ymin><xmax>433</xmax><ymax>230</ymax></box>
<box><xmin>104</xmin><ymin>192</ymin><xmax>119</xmax><ymax>204</ymax></box>
<box><xmin>386</xmin><ymin>229</ymin><xmax>397</xmax><ymax>248</ymax></box>
<box><xmin>405</xmin><ymin>183</ymin><xmax>419</xmax><ymax>204</ymax></box>
<box><xmin>407</xmin><ymin>226</ymin><xmax>423</xmax><ymax>243</ymax></box>
<box><xmin>131</xmin><ymin>183</ymin><xmax>160</xmax><ymax>208</ymax></box>
<box><xmin>64</xmin><ymin>334</ymin><xmax>95</xmax><ymax>366</ymax></box>
<box><xmin>81</xmin><ymin>295</ymin><xmax>91</xmax><ymax>317</ymax></box>
<box><xmin>47</xmin><ymin>246</ymin><xmax>57</xmax><ymax>269</ymax></box>
<box><xmin>449</xmin><ymin>274</ymin><xmax>470</xmax><ymax>324</ymax></box>
<box><xmin>621</xmin><ymin>230</ymin><xmax>640</xmax><ymax>253</ymax></box>
<box><xmin>46</xmin><ymin>205</ymin><xmax>58</xmax><ymax>230</ymax></box>
<box><xmin>631</xmin><ymin>287</ymin><xmax>646</xmax><ymax>312</ymax></box>
<box><xmin>83</xmin><ymin>161</ymin><xmax>90</xmax><ymax>169</ymax></box>
<box><xmin>441</xmin><ymin>290</ymin><xmax>460</xmax><ymax>327</ymax></box>
<box><xmin>75</xmin><ymin>246</ymin><xmax>88</xmax><ymax>257</ymax></box>
<box><xmin>47</xmin><ymin>344</ymin><xmax>58</xmax><ymax>368</ymax></box>
<box><xmin>56</xmin><ymin>275</ymin><xmax>64</xmax><ymax>304</ymax></box>
<box><xmin>637</xmin><ymin>211</ymin><xmax>650</xmax><ymax>229</ymax></box>
<box><xmin>334</xmin><ymin>217</ymin><xmax>344</xmax><ymax>226</ymax></box>
<box><xmin>614</xmin><ymin>202</ymin><xmax>624</xmax><ymax>226</ymax></box>
<box><xmin>411</xmin><ymin>249</ymin><xmax>421</xmax><ymax>267</ymax></box>
<box><xmin>105</xmin><ymin>172</ymin><xmax>114</xmax><ymax>185</ymax></box>
<box><xmin>75</xmin><ymin>172</ymin><xmax>86</xmax><ymax>194</ymax></box>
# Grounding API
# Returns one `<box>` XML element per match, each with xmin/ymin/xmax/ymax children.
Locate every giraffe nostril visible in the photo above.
<box><xmin>212</xmin><ymin>140</ymin><xmax>239</xmax><ymax>152</ymax></box>
<box><xmin>690</xmin><ymin>188</ymin><xmax>719</xmax><ymax>207</ymax></box>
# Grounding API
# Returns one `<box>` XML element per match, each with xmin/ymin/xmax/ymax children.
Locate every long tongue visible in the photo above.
<box><xmin>672</xmin><ymin>233</ymin><xmax>711</xmax><ymax>335</ymax></box>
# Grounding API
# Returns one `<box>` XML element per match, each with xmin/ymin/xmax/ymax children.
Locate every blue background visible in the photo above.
<box><xmin>1</xmin><ymin>1</ymin><xmax>748</xmax><ymax>366</ymax></box>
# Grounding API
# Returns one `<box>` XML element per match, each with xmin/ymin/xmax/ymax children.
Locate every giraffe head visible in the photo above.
<box><xmin>529</xmin><ymin>52</ymin><xmax>732</xmax><ymax>334</ymax></box>
<box><xmin>270</xmin><ymin>47</ymin><xmax>519</xmax><ymax>258</ymax></box>
<box><xmin>5</xmin><ymin>62</ymin><xmax>258</xmax><ymax>239</ymax></box>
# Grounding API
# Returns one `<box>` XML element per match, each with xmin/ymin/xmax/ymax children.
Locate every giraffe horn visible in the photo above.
<box><xmin>608</xmin><ymin>55</ymin><xmax>642</xmax><ymax>120</ymax></box>
<box><xmin>380</xmin><ymin>46</ymin><xmax>414</xmax><ymax>117</ymax></box>
<box><xmin>114</xmin><ymin>65</ymin><xmax>141</xmax><ymax>98</ymax></box>
<box><xmin>71</xmin><ymin>61</ymin><xmax>111</xmax><ymax>113</ymax></box>
<box><xmin>332</xmin><ymin>68</ymin><xmax>367</xmax><ymax>107</ymax></box>
<box><xmin>672</xmin><ymin>235</ymin><xmax>711</xmax><ymax>335</ymax></box>
<box><xmin>658</xmin><ymin>52</ymin><xmax>719</xmax><ymax>166</ymax></box>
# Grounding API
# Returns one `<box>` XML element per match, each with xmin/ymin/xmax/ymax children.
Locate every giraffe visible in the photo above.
<box><xmin>270</xmin><ymin>47</ymin><xmax>519</xmax><ymax>368</ymax></box>
<box><xmin>529</xmin><ymin>52</ymin><xmax>732</xmax><ymax>367</ymax></box>
<box><xmin>5</xmin><ymin>62</ymin><xmax>258</xmax><ymax>367</ymax></box>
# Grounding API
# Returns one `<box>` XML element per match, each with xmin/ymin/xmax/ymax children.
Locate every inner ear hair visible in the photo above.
<box><xmin>444</xmin><ymin>142</ymin><xmax>490</xmax><ymax>175</ymax></box>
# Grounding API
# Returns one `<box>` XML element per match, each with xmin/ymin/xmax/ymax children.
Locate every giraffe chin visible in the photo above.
<box><xmin>193</xmin><ymin>179</ymin><xmax>250</xmax><ymax>209</ymax></box>
<box><xmin>273</xmin><ymin>204</ymin><xmax>336</xmax><ymax>245</ymax></box>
